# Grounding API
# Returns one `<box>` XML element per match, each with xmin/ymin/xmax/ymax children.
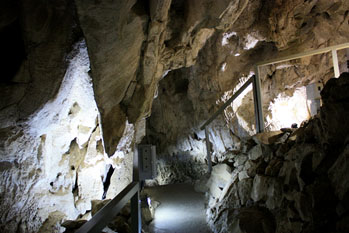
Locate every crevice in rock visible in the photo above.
<box><xmin>0</xmin><ymin>18</ymin><xmax>26</xmax><ymax>83</ymax></box>
<box><xmin>102</xmin><ymin>164</ymin><xmax>115</xmax><ymax>200</ymax></box>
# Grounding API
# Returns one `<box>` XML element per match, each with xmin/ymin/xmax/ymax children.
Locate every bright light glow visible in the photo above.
<box><xmin>147</xmin><ymin>197</ymin><xmax>151</xmax><ymax>206</ymax></box>
<box><xmin>244</xmin><ymin>34</ymin><xmax>259</xmax><ymax>50</ymax></box>
<box><xmin>234</xmin><ymin>53</ymin><xmax>240</xmax><ymax>57</ymax></box>
<box><xmin>266</xmin><ymin>87</ymin><xmax>310</xmax><ymax>130</ymax></box>
<box><xmin>221</xmin><ymin>63</ymin><xmax>227</xmax><ymax>72</ymax></box>
<box><xmin>221</xmin><ymin>32</ymin><xmax>237</xmax><ymax>46</ymax></box>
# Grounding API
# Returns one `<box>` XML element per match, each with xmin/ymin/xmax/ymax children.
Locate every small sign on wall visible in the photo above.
<box><xmin>137</xmin><ymin>145</ymin><xmax>157</xmax><ymax>180</ymax></box>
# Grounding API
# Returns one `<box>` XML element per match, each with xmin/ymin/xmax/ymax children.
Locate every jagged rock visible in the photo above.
<box><xmin>265</xmin><ymin>159</ymin><xmax>283</xmax><ymax>177</ymax></box>
<box><xmin>320</xmin><ymin>73</ymin><xmax>349</xmax><ymax>147</ymax></box>
<box><xmin>91</xmin><ymin>199</ymin><xmax>111</xmax><ymax>216</ymax></box>
<box><xmin>234</xmin><ymin>154</ymin><xmax>248</xmax><ymax>167</ymax></box>
<box><xmin>222</xmin><ymin>207</ymin><xmax>276</xmax><ymax>233</ymax></box>
<box><xmin>251</xmin><ymin>175</ymin><xmax>269</xmax><ymax>202</ymax></box>
<box><xmin>238</xmin><ymin>170</ymin><xmax>249</xmax><ymax>181</ymax></box>
<box><xmin>328</xmin><ymin>144</ymin><xmax>349</xmax><ymax>200</ymax></box>
<box><xmin>62</xmin><ymin>219</ymin><xmax>87</xmax><ymax>233</ymax></box>
<box><xmin>248</xmin><ymin>144</ymin><xmax>263</xmax><ymax>160</ymax></box>
<box><xmin>207</xmin><ymin>164</ymin><xmax>233</xmax><ymax>199</ymax></box>
<box><xmin>253</xmin><ymin>131</ymin><xmax>283</xmax><ymax>145</ymax></box>
<box><xmin>293</xmin><ymin>192</ymin><xmax>312</xmax><ymax>222</ymax></box>
<box><xmin>237</xmin><ymin>178</ymin><xmax>253</xmax><ymax>205</ymax></box>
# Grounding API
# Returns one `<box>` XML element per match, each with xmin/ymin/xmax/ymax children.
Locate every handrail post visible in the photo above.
<box><xmin>253</xmin><ymin>66</ymin><xmax>264</xmax><ymax>133</ymax></box>
<box><xmin>204</xmin><ymin>127</ymin><xmax>212</xmax><ymax>174</ymax></box>
<box><xmin>331</xmin><ymin>49</ymin><xmax>340</xmax><ymax>78</ymax></box>
<box><xmin>131</xmin><ymin>146</ymin><xmax>141</xmax><ymax>233</ymax></box>
<box><xmin>131</xmin><ymin>189</ymin><xmax>141</xmax><ymax>233</ymax></box>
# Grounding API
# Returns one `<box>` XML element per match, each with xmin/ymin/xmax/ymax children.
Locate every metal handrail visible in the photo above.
<box><xmin>75</xmin><ymin>182</ymin><xmax>140</xmax><ymax>233</ymax></box>
<box><xmin>256</xmin><ymin>42</ymin><xmax>349</xmax><ymax>67</ymax></box>
<box><xmin>200</xmin><ymin>76</ymin><xmax>254</xmax><ymax>130</ymax></box>
<box><xmin>200</xmin><ymin>42</ymin><xmax>348</xmax><ymax>174</ymax></box>
<box><xmin>200</xmin><ymin>75</ymin><xmax>262</xmax><ymax>174</ymax></box>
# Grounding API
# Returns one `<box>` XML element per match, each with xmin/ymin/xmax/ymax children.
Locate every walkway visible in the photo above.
<box><xmin>144</xmin><ymin>183</ymin><xmax>212</xmax><ymax>233</ymax></box>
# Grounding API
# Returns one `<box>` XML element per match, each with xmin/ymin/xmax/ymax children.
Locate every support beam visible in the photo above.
<box><xmin>332</xmin><ymin>49</ymin><xmax>340</xmax><ymax>78</ymax></box>
<box><xmin>205</xmin><ymin>127</ymin><xmax>212</xmax><ymax>174</ymax></box>
<box><xmin>253</xmin><ymin>67</ymin><xmax>264</xmax><ymax>133</ymax></box>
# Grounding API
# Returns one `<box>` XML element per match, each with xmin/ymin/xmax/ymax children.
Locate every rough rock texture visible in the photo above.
<box><xmin>0</xmin><ymin>1</ymin><xmax>248</xmax><ymax>231</ymax></box>
<box><xmin>74</xmin><ymin>0</ymin><xmax>249</xmax><ymax>155</ymax></box>
<box><xmin>1</xmin><ymin>0</ymin><xmax>349</xmax><ymax>232</ymax></box>
<box><xmin>147</xmin><ymin>0</ymin><xmax>349</xmax><ymax>184</ymax></box>
<box><xmin>0</xmin><ymin>41</ymin><xmax>136</xmax><ymax>232</ymax></box>
<box><xmin>206</xmin><ymin>73</ymin><xmax>349</xmax><ymax>233</ymax></box>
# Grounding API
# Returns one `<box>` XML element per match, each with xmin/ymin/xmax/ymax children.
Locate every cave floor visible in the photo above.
<box><xmin>144</xmin><ymin>183</ymin><xmax>212</xmax><ymax>233</ymax></box>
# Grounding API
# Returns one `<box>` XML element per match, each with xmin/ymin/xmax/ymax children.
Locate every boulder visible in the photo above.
<box><xmin>248</xmin><ymin>144</ymin><xmax>263</xmax><ymax>160</ymax></box>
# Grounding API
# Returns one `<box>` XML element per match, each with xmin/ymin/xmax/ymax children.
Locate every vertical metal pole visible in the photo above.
<box><xmin>205</xmin><ymin>127</ymin><xmax>212</xmax><ymax>174</ymax></box>
<box><xmin>131</xmin><ymin>192</ymin><xmax>141</xmax><ymax>233</ymax></box>
<box><xmin>346</xmin><ymin>48</ymin><xmax>349</xmax><ymax>72</ymax></box>
<box><xmin>253</xmin><ymin>66</ymin><xmax>264</xmax><ymax>133</ymax></box>
<box><xmin>332</xmin><ymin>49</ymin><xmax>340</xmax><ymax>78</ymax></box>
<box><xmin>131</xmin><ymin>146</ymin><xmax>141</xmax><ymax>233</ymax></box>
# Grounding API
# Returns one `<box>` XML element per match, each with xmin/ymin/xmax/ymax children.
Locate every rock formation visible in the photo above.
<box><xmin>204</xmin><ymin>73</ymin><xmax>349</xmax><ymax>233</ymax></box>
<box><xmin>0</xmin><ymin>0</ymin><xmax>349</xmax><ymax>232</ymax></box>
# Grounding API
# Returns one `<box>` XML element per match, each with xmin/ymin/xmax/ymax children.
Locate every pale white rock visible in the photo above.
<box><xmin>251</xmin><ymin>175</ymin><xmax>269</xmax><ymax>202</ymax></box>
<box><xmin>238</xmin><ymin>170</ymin><xmax>249</xmax><ymax>181</ymax></box>
<box><xmin>207</xmin><ymin>164</ymin><xmax>233</xmax><ymax>199</ymax></box>
<box><xmin>234</xmin><ymin>154</ymin><xmax>247</xmax><ymax>167</ymax></box>
<box><xmin>237</xmin><ymin>178</ymin><xmax>253</xmax><ymax>205</ymax></box>
<box><xmin>106</xmin><ymin>152</ymin><xmax>133</xmax><ymax>199</ymax></box>
<box><xmin>248</xmin><ymin>144</ymin><xmax>263</xmax><ymax>160</ymax></box>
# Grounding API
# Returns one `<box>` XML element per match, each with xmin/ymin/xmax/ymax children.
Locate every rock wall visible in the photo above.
<box><xmin>146</xmin><ymin>0</ymin><xmax>349</xmax><ymax>184</ymax></box>
<box><xmin>1</xmin><ymin>0</ymin><xmax>349</xmax><ymax>232</ymax></box>
<box><xmin>0</xmin><ymin>41</ymin><xmax>137</xmax><ymax>232</ymax></box>
<box><xmin>205</xmin><ymin>73</ymin><xmax>349</xmax><ymax>233</ymax></box>
<box><xmin>0</xmin><ymin>0</ymin><xmax>249</xmax><ymax>231</ymax></box>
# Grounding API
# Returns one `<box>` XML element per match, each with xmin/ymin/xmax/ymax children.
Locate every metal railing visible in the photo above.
<box><xmin>201</xmin><ymin>42</ymin><xmax>349</xmax><ymax>174</ymax></box>
<box><xmin>75</xmin><ymin>147</ymin><xmax>141</xmax><ymax>233</ymax></box>
<box><xmin>200</xmin><ymin>74</ymin><xmax>263</xmax><ymax>174</ymax></box>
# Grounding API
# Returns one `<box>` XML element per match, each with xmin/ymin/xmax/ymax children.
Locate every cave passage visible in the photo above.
<box><xmin>145</xmin><ymin>184</ymin><xmax>212</xmax><ymax>233</ymax></box>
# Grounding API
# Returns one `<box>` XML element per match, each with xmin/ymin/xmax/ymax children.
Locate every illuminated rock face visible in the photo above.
<box><xmin>146</xmin><ymin>0</ymin><xmax>349</xmax><ymax>185</ymax></box>
<box><xmin>0</xmin><ymin>0</ymin><xmax>349</xmax><ymax>232</ymax></box>
<box><xmin>205</xmin><ymin>74</ymin><xmax>349</xmax><ymax>233</ymax></box>
<box><xmin>0</xmin><ymin>41</ymin><xmax>136</xmax><ymax>232</ymax></box>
